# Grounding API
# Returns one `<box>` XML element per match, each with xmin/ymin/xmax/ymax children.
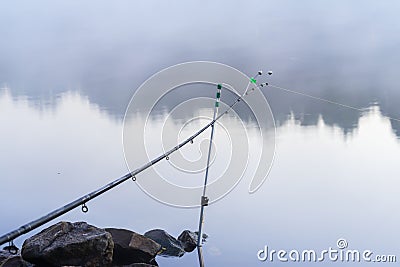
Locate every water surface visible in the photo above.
<box><xmin>1</xmin><ymin>1</ymin><xmax>400</xmax><ymax>266</ymax></box>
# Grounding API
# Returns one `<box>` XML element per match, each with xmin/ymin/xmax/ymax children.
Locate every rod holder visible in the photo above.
<box><xmin>201</xmin><ymin>196</ymin><xmax>209</xmax><ymax>207</ymax></box>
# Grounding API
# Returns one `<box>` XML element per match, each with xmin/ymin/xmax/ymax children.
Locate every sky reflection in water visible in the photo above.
<box><xmin>1</xmin><ymin>88</ymin><xmax>399</xmax><ymax>266</ymax></box>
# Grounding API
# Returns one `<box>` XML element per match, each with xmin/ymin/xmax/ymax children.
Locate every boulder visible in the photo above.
<box><xmin>105</xmin><ymin>228</ymin><xmax>160</xmax><ymax>266</ymax></box>
<box><xmin>21</xmin><ymin>221</ymin><xmax>113</xmax><ymax>266</ymax></box>
<box><xmin>177</xmin><ymin>230</ymin><xmax>198</xmax><ymax>252</ymax></box>
<box><xmin>1</xmin><ymin>250</ymin><xmax>13</xmax><ymax>264</ymax></box>
<box><xmin>1</xmin><ymin>250</ymin><xmax>34</xmax><ymax>267</ymax></box>
<box><xmin>1</xmin><ymin>254</ymin><xmax>34</xmax><ymax>267</ymax></box>
<box><xmin>144</xmin><ymin>230</ymin><xmax>185</xmax><ymax>258</ymax></box>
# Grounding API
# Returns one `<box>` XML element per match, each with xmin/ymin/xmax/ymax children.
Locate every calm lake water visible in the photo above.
<box><xmin>1</xmin><ymin>1</ymin><xmax>400</xmax><ymax>266</ymax></box>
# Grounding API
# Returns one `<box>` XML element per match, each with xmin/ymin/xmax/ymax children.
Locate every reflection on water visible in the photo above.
<box><xmin>1</xmin><ymin>90</ymin><xmax>400</xmax><ymax>266</ymax></box>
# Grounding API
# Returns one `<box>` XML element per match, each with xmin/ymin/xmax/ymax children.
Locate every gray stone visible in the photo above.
<box><xmin>105</xmin><ymin>228</ymin><xmax>160</xmax><ymax>266</ymax></box>
<box><xmin>144</xmin><ymin>229</ymin><xmax>185</xmax><ymax>258</ymax></box>
<box><xmin>177</xmin><ymin>230</ymin><xmax>198</xmax><ymax>252</ymax></box>
<box><xmin>1</xmin><ymin>250</ymin><xmax>33</xmax><ymax>267</ymax></box>
<box><xmin>1</xmin><ymin>254</ymin><xmax>34</xmax><ymax>267</ymax></box>
<box><xmin>1</xmin><ymin>250</ymin><xmax>14</xmax><ymax>264</ymax></box>
<box><xmin>21</xmin><ymin>221</ymin><xmax>114</xmax><ymax>266</ymax></box>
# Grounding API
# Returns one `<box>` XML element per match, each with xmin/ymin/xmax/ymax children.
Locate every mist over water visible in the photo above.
<box><xmin>1</xmin><ymin>1</ymin><xmax>400</xmax><ymax>137</ymax></box>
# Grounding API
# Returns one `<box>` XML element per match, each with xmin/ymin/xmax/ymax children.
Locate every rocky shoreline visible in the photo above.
<box><xmin>0</xmin><ymin>221</ymin><xmax>203</xmax><ymax>266</ymax></box>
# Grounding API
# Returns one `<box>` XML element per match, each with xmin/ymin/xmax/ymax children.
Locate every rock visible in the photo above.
<box><xmin>144</xmin><ymin>229</ymin><xmax>185</xmax><ymax>258</ymax></box>
<box><xmin>21</xmin><ymin>221</ymin><xmax>114</xmax><ymax>266</ymax></box>
<box><xmin>1</xmin><ymin>254</ymin><xmax>34</xmax><ymax>267</ymax></box>
<box><xmin>105</xmin><ymin>228</ymin><xmax>160</xmax><ymax>266</ymax></box>
<box><xmin>177</xmin><ymin>230</ymin><xmax>198</xmax><ymax>252</ymax></box>
<box><xmin>1</xmin><ymin>250</ymin><xmax>33</xmax><ymax>267</ymax></box>
<box><xmin>1</xmin><ymin>250</ymin><xmax>13</xmax><ymax>264</ymax></box>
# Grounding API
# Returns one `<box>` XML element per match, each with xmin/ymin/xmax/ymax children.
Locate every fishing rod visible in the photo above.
<box><xmin>196</xmin><ymin>70</ymin><xmax>270</xmax><ymax>267</ymax></box>
<box><xmin>197</xmin><ymin>83</ymin><xmax>221</xmax><ymax>267</ymax></box>
<box><xmin>0</xmin><ymin>73</ymin><xmax>271</xmax><ymax>247</ymax></box>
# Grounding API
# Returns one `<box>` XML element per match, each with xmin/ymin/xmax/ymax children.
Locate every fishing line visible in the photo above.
<box><xmin>268</xmin><ymin>84</ymin><xmax>400</xmax><ymax>123</ymax></box>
